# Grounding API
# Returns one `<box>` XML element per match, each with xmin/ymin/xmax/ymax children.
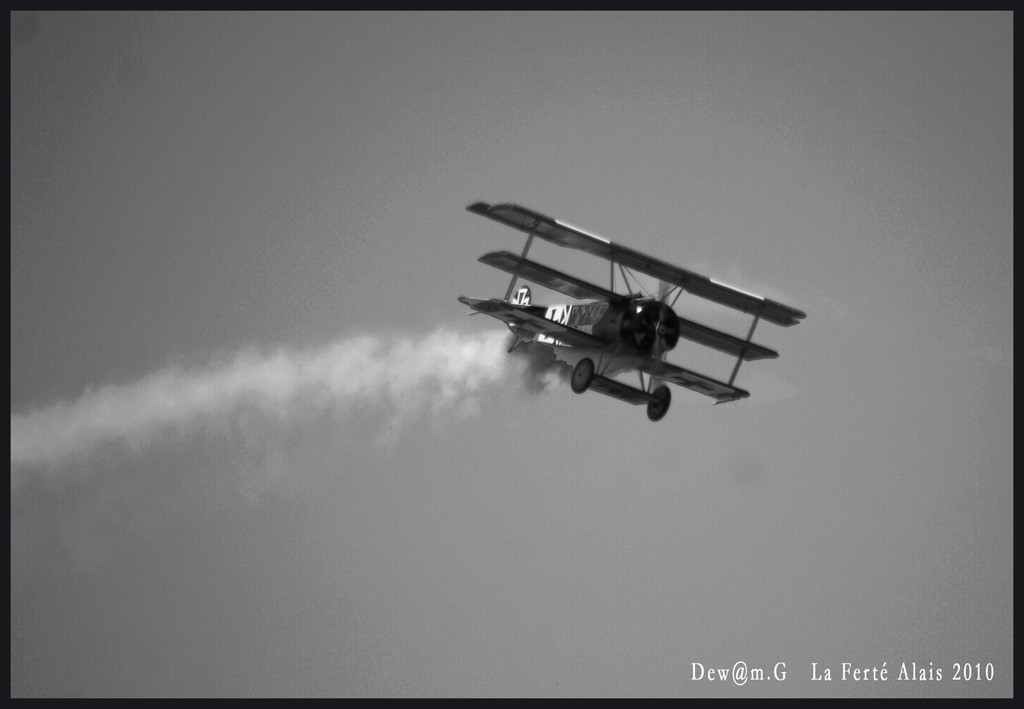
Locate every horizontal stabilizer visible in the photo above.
<box><xmin>457</xmin><ymin>296</ymin><xmax>608</xmax><ymax>350</ymax></box>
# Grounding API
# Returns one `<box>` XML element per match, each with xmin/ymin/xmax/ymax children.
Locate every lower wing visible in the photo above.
<box><xmin>638</xmin><ymin>357</ymin><xmax>750</xmax><ymax>403</ymax></box>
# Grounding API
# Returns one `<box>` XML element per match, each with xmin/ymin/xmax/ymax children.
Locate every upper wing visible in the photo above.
<box><xmin>457</xmin><ymin>296</ymin><xmax>608</xmax><ymax>349</ymax></box>
<box><xmin>637</xmin><ymin>357</ymin><xmax>750</xmax><ymax>403</ymax></box>
<box><xmin>478</xmin><ymin>251</ymin><xmax>626</xmax><ymax>304</ymax></box>
<box><xmin>468</xmin><ymin>202</ymin><xmax>806</xmax><ymax>327</ymax></box>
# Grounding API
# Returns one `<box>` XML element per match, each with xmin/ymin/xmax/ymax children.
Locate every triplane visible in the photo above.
<box><xmin>458</xmin><ymin>202</ymin><xmax>806</xmax><ymax>421</ymax></box>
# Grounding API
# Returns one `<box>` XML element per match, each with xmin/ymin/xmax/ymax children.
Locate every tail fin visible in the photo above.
<box><xmin>506</xmin><ymin>286</ymin><xmax>532</xmax><ymax>351</ymax></box>
<box><xmin>509</xmin><ymin>286</ymin><xmax>531</xmax><ymax>306</ymax></box>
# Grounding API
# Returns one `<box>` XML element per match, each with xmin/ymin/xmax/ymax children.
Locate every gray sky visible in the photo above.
<box><xmin>11</xmin><ymin>11</ymin><xmax>1012</xmax><ymax>697</ymax></box>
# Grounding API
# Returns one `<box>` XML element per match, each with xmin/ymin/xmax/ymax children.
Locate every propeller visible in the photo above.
<box><xmin>614</xmin><ymin>281</ymin><xmax>680</xmax><ymax>394</ymax></box>
<box><xmin>655</xmin><ymin>281</ymin><xmax>680</xmax><ymax>356</ymax></box>
<box><xmin>647</xmin><ymin>282</ymin><xmax>679</xmax><ymax>396</ymax></box>
<box><xmin>630</xmin><ymin>301</ymin><xmax>679</xmax><ymax>358</ymax></box>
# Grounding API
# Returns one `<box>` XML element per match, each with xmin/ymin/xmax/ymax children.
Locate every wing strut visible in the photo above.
<box><xmin>503</xmin><ymin>228</ymin><xmax>537</xmax><ymax>302</ymax></box>
<box><xmin>726</xmin><ymin>313</ymin><xmax>761</xmax><ymax>387</ymax></box>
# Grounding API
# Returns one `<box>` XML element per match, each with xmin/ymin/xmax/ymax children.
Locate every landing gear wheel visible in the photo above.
<box><xmin>570</xmin><ymin>358</ymin><xmax>595</xmax><ymax>394</ymax></box>
<box><xmin>647</xmin><ymin>385</ymin><xmax>671</xmax><ymax>422</ymax></box>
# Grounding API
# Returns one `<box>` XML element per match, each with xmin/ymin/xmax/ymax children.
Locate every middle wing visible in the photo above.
<box><xmin>478</xmin><ymin>251</ymin><xmax>626</xmax><ymax>304</ymax></box>
<box><xmin>479</xmin><ymin>251</ymin><xmax>778</xmax><ymax>361</ymax></box>
<box><xmin>638</xmin><ymin>358</ymin><xmax>750</xmax><ymax>403</ymax></box>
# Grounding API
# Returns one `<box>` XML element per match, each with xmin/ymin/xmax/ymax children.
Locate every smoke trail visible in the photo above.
<box><xmin>11</xmin><ymin>327</ymin><xmax>524</xmax><ymax>468</ymax></box>
<box><xmin>505</xmin><ymin>335</ymin><xmax>571</xmax><ymax>393</ymax></box>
